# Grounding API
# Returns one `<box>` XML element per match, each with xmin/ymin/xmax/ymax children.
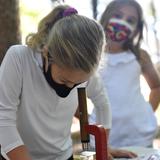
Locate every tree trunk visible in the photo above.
<box><xmin>0</xmin><ymin>0</ymin><xmax>21</xmax><ymax>64</ymax></box>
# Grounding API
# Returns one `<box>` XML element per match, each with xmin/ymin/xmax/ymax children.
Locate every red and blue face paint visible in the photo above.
<box><xmin>106</xmin><ymin>18</ymin><xmax>135</xmax><ymax>42</ymax></box>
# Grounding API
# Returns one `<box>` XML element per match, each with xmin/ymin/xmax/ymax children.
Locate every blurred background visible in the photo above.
<box><xmin>0</xmin><ymin>0</ymin><xmax>160</xmax><ymax>148</ymax></box>
<box><xmin>18</xmin><ymin>0</ymin><xmax>160</xmax><ymax>124</ymax></box>
<box><xmin>19</xmin><ymin>0</ymin><xmax>160</xmax><ymax>64</ymax></box>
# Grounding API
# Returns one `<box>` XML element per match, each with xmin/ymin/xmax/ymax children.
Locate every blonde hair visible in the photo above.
<box><xmin>26</xmin><ymin>5</ymin><xmax>105</xmax><ymax>73</ymax></box>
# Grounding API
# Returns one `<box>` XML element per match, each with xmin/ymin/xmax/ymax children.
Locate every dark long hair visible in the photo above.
<box><xmin>100</xmin><ymin>0</ymin><xmax>144</xmax><ymax>60</ymax></box>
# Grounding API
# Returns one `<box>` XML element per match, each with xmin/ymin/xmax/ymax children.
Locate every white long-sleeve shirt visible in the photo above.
<box><xmin>0</xmin><ymin>45</ymin><xmax>111</xmax><ymax>160</ymax></box>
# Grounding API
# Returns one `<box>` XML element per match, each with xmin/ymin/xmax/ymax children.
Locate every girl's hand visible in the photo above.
<box><xmin>108</xmin><ymin>147</ymin><xmax>138</xmax><ymax>159</ymax></box>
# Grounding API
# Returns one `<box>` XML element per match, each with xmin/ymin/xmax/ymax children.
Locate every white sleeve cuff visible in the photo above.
<box><xmin>0</xmin><ymin>126</ymin><xmax>24</xmax><ymax>153</ymax></box>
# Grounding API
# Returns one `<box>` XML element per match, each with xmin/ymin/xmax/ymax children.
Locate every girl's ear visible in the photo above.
<box><xmin>42</xmin><ymin>45</ymin><xmax>48</xmax><ymax>57</ymax></box>
<box><xmin>42</xmin><ymin>45</ymin><xmax>49</xmax><ymax>72</ymax></box>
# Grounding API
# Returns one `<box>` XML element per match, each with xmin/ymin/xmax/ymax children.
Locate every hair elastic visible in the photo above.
<box><xmin>63</xmin><ymin>7</ymin><xmax>78</xmax><ymax>17</ymax></box>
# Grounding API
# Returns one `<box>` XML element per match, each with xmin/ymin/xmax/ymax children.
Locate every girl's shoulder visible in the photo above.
<box><xmin>8</xmin><ymin>44</ymin><xmax>32</xmax><ymax>54</ymax></box>
<box><xmin>139</xmin><ymin>48</ymin><xmax>152</xmax><ymax>69</ymax></box>
<box><xmin>7</xmin><ymin>45</ymin><xmax>34</xmax><ymax>60</ymax></box>
<box><xmin>2</xmin><ymin>45</ymin><xmax>35</xmax><ymax>69</ymax></box>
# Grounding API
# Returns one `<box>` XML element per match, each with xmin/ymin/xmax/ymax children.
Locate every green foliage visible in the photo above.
<box><xmin>19</xmin><ymin>0</ymin><xmax>47</xmax><ymax>43</ymax></box>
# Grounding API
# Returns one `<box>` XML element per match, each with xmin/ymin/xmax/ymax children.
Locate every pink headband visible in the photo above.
<box><xmin>63</xmin><ymin>7</ymin><xmax>78</xmax><ymax>17</ymax></box>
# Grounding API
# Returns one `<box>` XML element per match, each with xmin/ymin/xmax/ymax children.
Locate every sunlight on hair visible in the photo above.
<box><xmin>19</xmin><ymin>0</ymin><xmax>52</xmax><ymax>44</ymax></box>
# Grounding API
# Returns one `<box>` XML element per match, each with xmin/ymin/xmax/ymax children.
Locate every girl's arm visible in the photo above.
<box><xmin>7</xmin><ymin>145</ymin><xmax>31</xmax><ymax>160</ymax></box>
<box><xmin>86</xmin><ymin>73</ymin><xmax>112</xmax><ymax>129</ymax></box>
<box><xmin>0</xmin><ymin>46</ymin><xmax>31</xmax><ymax>160</ymax></box>
<box><xmin>140</xmin><ymin>49</ymin><xmax>160</xmax><ymax>111</ymax></box>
